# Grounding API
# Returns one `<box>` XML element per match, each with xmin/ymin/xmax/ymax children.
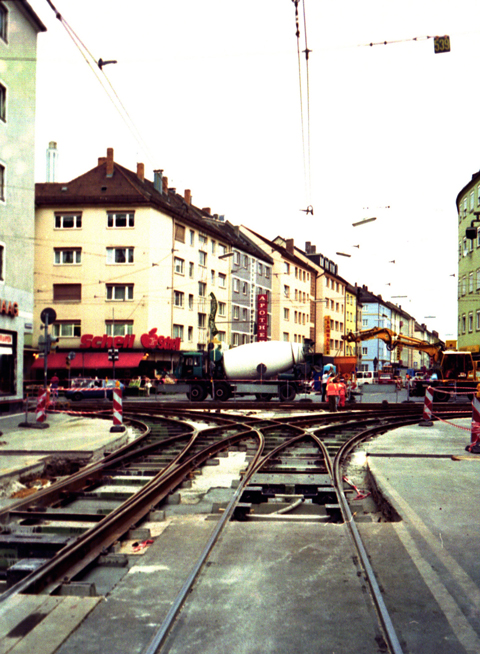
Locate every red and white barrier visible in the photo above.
<box><xmin>112</xmin><ymin>387</ymin><xmax>123</xmax><ymax>426</ymax></box>
<box><xmin>419</xmin><ymin>386</ymin><xmax>434</xmax><ymax>426</ymax></box>
<box><xmin>467</xmin><ymin>393</ymin><xmax>480</xmax><ymax>452</ymax></box>
<box><xmin>36</xmin><ymin>388</ymin><xmax>48</xmax><ymax>423</ymax></box>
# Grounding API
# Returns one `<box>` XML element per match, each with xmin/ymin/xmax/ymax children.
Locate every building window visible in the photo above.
<box><xmin>52</xmin><ymin>322</ymin><xmax>81</xmax><ymax>338</ymax></box>
<box><xmin>284</xmin><ymin>262</ymin><xmax>290</xmax><ymax>274</ymax></box>
<box><xmin>242</xmin><ymin>308</ymin><xmax>248</xmax><ymax>321</ymax></box>
<box><xmin>283</xmin><ymin>332</ymin><xmax>289</xmax><ymax>341</ymax></box>
<box><xmin>106</xmin><ymin>247</ymin><xmax>134</xmax><ymax>264</ymax></box>
<box><xmin>0</xmin><ymin>243</ymin><xmax>4</xmax><ymax>281</ymax></box>
<box><xmin>199</xmin><ymin>251</ymin><xmax>207</xmax><ymax>267</ymax></box>
<box><xmin>470</xmin><ymin>191</ymin><xmax>475</xmax><ymax>211</ymax></box>
<box><xmin>469</xmin><ymin>313</ymin><xmax>474</xmax><ymax>332</ymax></box>
<box><xmin>219</xmin><ymin>273</ymin><xmax>226</xmax><ymax>288</ymax></box>
<box><xmin>106</xmin><ymin>321</ymin><xmax>133</xmax><ymax>336</ymax></box>
<box><xmin>198</xmin><ymin>313</ymin><xmax>206</xmax><ymax>328</ymax></box>
<box><xmin>362</xmin><ymin>347</ymin><xmax>368</xmax><ymax>355</ymax></box>
<box><xmin>217</xmin><ymin>331</ymin><xmax>226</xmax><ymax>342</ymax></box>
<box><xmin>173</xmin><ymin>324</ymin><xmax>184</xmax><ymax>339</ymax></box>
<box><xmin>211</xmin><ymin>240</ymin><xmax>216</xmax><ymax>254</ymax></box>
<box><xmin>257</xmin><ymin>262</ymin><xmax>263</xmax><ymax>275</ymax></box>
<box><xmin>211</xmin><ymin>270</ymin><xmax>215</xmax><ymax>285</ymax></box>
<box><xmin>284</xmin><ymin>308</ymin><xmax>290</xmax><ymax>320</ymax></box>
<box><xmin>198</xmin><ymin>282</ymin><xmax>206</xmax><ymax>297</ymax></box>
<box><xmin>243</xmin><ymin>255</ymin><xmax>249</xmax><ymax>268</ymax></box>
<box><xmin>233</xmin><ymin>306</ymin><xmax>240</xmax><ymax>320</ymax></box>
<box><xmin>461</xmin><ymin>276</ymin><xmax>466</xmax><ymax>296</ymax></box>
<box><xmin>174</xmin><ymin>257</ymin><xmax>184</xmax><ymax>274</ymax></box>
<box><xmin>0</xmin><ymin>3</ymin><xmax>7</xmax><ymax>43</ymax></box>
<box><xmin>233</xmin><ymin>333</ymin><xmax>240</xmax><ymax>346</ymax></box>
<box><xmin>284</xmin><ymin>285</ymin><xmax>290</xmax><ymax>298</ymax></box>
<box><xmin>462</xmin><ymin>314</ymin><xmax>466</xmax><ymax>334</ymax></box>
<box><xmin>219</xmin><ymin>302</ymin><xmax>226</xmax><ymax>317</ymax></box>
<box><xmin>0</xmin><ymin>163</ymin><xmax>5</xmax><ymax>202</ymax></box>
<box><xmin>476</xmin><ymin>311</ymin><xmax>480</xmax><ymax>331</ymax></box>
<box><xmin>242</xmin><ymin>282</ymin><xmax>248</xmax><ymax>295</ymax></box>
<box><xmin>175</xmin><ymin>224</ymin><xmax>185</xmax><ymax>243</ymax></box>
<box><xmin>199</xmin><ymin>233</ymin><xmax>207</xmax><ymax>246</ymax></box>
<box><xmin>233</xmin><ymin>278</ymin><xmax>239</xmax><ymax>293</ymax></box>
<box><xmin>189</xmin><ymin>262</ymin><xmax>194</xmax><ymax>278</ymax></box>
<box><xmin>0</xmin><ymin>83</ymin><xmax>5</xmax><ymax>122</ymax></box>
<box><xmin>53</xmin><ymin>283</ymin><xmax>82</xmax><ymax>302</ymax></box>
<box><xmin>173</xmin><ymin>291</ymin><xmax>184</xmax><ymax>307</ymax></box>
<box><xmin>265</xmin><ymin>267</ymin><xmax>270</xmax><ymax>278</ymax></box>
<box><xmin>107</xmin><ymin>284</ymin><xmax>134</xmax><ymax>301</ymax></box>
<box><xmin>219</xmin><ymin>243</ymin><xmax>227</xmax><ymax>257</ymax></box>
<box><xmin>188</xmin><ymin>294</ymin><xmax>194</xmax><ymax>310</ymax></box>
<box><xmin>469</xmin><ymin>272</ymin><xmax>474</xmax><ymax>293</ymax></box>
<box><xmin>54</xmin><ymin>248</ymin><xmax>81</xmax><ymax>265</ymax></box>
<box><xmin>107</xmin><ymin>212</ymin><xmax>134</xmax><ymax>228</ymax></box>
<box><xmin>188</xmin><ymin>326</ymin><xmax>193</xmax><ymax>341</ymax></box>
<box><xmin>55</xmin><ymin>214</ymin><xmax>82</xmax><ymax>229</ymax></box>
<box><xmin>189</xmin><ymin>229</ymin><xmax>195</xmax><ymax>246</ymax></box>
<box><xmin>234</xmin><ymin>251</ymin><xmax>240</xmax><ymax>265</ymax></box>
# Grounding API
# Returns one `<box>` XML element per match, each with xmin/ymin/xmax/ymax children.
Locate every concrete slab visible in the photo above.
<box><xmin>160</xmin><ymin>522</ymin><xmax>382</xmax><ymax>654</ymax></box>
<box><xmin>354</xmin><ymin>418</ymin><xmax>480</xmax><ymax>653</ymax></box>
<box><xmin>0</xmin><ymin>411</ymin><xmax>132</xmax><ymax>507</ymax></box>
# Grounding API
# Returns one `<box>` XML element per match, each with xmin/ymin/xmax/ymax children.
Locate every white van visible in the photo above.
<box><xmin>356</xmin><ymin>371</ymin><xmax>374</xmax><ymax>385</ymax></box>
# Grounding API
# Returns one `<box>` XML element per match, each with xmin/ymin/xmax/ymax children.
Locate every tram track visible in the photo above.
<box><xmin>0</xmin><ymin>402</ymin><xmax>473</xmax><ymax>653</ymax></box>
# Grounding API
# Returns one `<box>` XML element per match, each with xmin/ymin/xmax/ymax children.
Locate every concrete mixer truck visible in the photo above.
<box><xmin>156</xmin><ymin>340</ymin><xmax>314</xmax><ymax>402</ymax></box>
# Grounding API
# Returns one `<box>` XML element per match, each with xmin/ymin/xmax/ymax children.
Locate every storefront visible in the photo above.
<box><xmin>31</xmin><ymin>329</ymin><xmax>183</xmax><ymax>385</ymax></box>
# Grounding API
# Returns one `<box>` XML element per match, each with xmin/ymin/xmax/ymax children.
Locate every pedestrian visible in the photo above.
<box><xmin>50</xmin><ymin>372</ymin><xmax>59</xmax><ymax>400</ymax></box>
<box><xmin>321</xmin><ymin>369</ymin><xmax>330</xmax><ymax>402</ymax></box>
<box><xmin>326</xmin><ymin>375</ymin><xmax>339</xmax><ymax>412</ymax></box>
<box><xmin>338</xmin><ymin>377</ymin><xmax>346</xmax><ymax>408</ymax></box>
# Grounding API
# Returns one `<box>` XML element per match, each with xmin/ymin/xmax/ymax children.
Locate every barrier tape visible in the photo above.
<box><xmin>342</xmin><ymin>475</ymin><xmax>371</xmax><ymax>500</ymax></box>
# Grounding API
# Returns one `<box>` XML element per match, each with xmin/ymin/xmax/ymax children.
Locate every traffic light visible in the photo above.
<box><xmin>108</xmin><ymin>348</ymin><xmax>119</xmax><ymax>362</ymax></box>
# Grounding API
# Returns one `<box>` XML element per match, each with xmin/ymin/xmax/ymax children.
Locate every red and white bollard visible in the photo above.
<box><xmin>419</xmin><ymin>386</ymin><xmax>434</xmax><ymax>427</ymax></box>
<box><xmin>36</xmin><ymin>388</ymin><xmax>48</xmax><ymax>423</ymax></box>
<box><xmin>111</xmin><ymin>386</ymin><xmax>125</xmax><ymax>432</ymax></box>
<box><xmin>467</xmin><ymin>389</ymin><xmax>480</xmax><ymax>452</ymax></box>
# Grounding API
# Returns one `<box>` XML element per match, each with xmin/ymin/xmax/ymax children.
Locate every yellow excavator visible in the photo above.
<box><xmin>342</xmin><ymin>327</ymin><xmax>479</xmax><ymax>400</ymax></box>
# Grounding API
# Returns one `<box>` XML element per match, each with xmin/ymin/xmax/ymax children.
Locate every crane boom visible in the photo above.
<box><xmin>342</xmin><ymin>328</ymin><xmax>444</xmax><ymax>361</ymax></box>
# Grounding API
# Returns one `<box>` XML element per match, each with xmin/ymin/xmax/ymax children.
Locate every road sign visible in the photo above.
<box><xmin>40</xmin><ymin>307</ymin><xmax>57</xmax><ymax>325</ymax></box>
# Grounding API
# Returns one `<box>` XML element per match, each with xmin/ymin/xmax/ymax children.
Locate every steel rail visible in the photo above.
<box><xmin>331</xmin><ymin>417</ymin><xmax>427</xmax><ymax>654</ymax></box>
<box><xmin>142</xmin><ymin>427</ymin><xmax>265</xmax><ymax>654</ymax></box>
<box><xmin>0</xmin><ymin>423</ymin><xmax>263</xmax><ymax>603</ymax></box>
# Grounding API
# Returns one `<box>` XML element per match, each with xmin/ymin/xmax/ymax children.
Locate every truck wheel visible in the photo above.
<box><xmin>255</xmin><ymin>393</ymin><xmax>273</xmax><ymax>402</ymax></box>
<box><xmin>214</xmin><ymin>383</ymin><xmax>231</xmax><ymax>401</ymax></box>
<box><xmin>279</xmin><ymin>384</ymin><xmax>296</xmax><ymax>402</ymax></box>
<box><xmin>187</xmin><ymin>384</ymin><xmax>207</xmax><ymax>402</ymax></box>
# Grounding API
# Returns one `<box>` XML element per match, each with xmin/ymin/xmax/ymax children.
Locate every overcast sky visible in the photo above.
<box><xmin>28</xmin><ymin>0</ymin><xmax>480</xmax><ymax>340</ymax></box>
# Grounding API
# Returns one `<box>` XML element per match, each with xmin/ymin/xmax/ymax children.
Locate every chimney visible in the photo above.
<box><xmin>98</xmin><ymin>157</ymin><xmax>107</xmax><ymax>165</ymax></box>
<box><xmin>162</xmin><ymin>176</ymin><xmax>168</xmax><ymax>195</ymax></box>
<box><xmin>202</xmin><ymin>207</ymin><xmax>211</xmax><ymax>215</ymax></box>
<box><xmin>286</xmin><ymin>238</ymin><xmax>294</xmax><ymax>254</ymax></box>
<box><xmin>153</xmin><ymin>169</ymin><xmax>163</xmax><ymax>193</ymax></box>
<box><xmin>46</xmin><ymin>141</ymin><xmax>58</xmax><ymax>182</ymax></box>
<box><xmin>137</xmin><ymin>162</ymin><xmax>145</xmax><ymax>182</ymax></box>
<box><xmin>184</xmin><ymin>189</ymin><xmax>191</xmax><ymax>205</ymax></box>
<box><xmin>305</xmin><ymin>241</ymin><xmax>311</xmax><ymax>253</ymax></box>
<box><xmin>106</xmin><ymin>148</ymin><xmax>114</xmax><ymax>177</ymax></box>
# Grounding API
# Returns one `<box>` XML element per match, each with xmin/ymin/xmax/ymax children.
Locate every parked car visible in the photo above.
<box><xmin>65</xmin><ymin>379</ymin><xmax>125</xmax><ymax>401</ymax></box>
<box><xmin>378</xmin><ymin>372</ymin><xmax>395</xmax><ymax>384</ymax></box>
<box><xmin>356</xmin><ymin>371</ymin><xmax>374</xmax><ymax>385</ymax></box>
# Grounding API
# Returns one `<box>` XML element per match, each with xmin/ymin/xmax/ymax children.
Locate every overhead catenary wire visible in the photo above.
<box><xmin>43</xmin><ymin>0</ymin><xmax>156</xmax><ymax>168</ymax></box>
<box><xmin>292</xmin><ymin>0</ymin><xmax>313</xmax><ymax>211</ymax></box>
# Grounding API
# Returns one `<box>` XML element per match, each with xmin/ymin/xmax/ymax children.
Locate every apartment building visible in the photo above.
<box><xmin>33</xmin><ymin>149</ymin><xmax>234</xmax><ymax>379</ymax></box>
<box><xmin>241</xmin><ymin>230</ymin><xmax>315</xmax><ymax>344</ymax></box>
<box><xmin>0</xmin><ymin>1</ymin><xmax>45</xmax><ymax>407</ymax></box>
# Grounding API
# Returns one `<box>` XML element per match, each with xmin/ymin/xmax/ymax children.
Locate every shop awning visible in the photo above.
<box><xmin>31</xmin><ymin>352</ymin><xmax>145</xmax><ymax>370</ymax></box>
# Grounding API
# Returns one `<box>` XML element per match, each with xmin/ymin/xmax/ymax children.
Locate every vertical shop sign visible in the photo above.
<box><xmin>257</xmin><ymin>294</ymin><xmax>268</xmax><ymax>342</ymax></box>
<box><xmin>324</xmin><ymin>316</ymin><xmax>331</xmax><ymax>355</ymax></box>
